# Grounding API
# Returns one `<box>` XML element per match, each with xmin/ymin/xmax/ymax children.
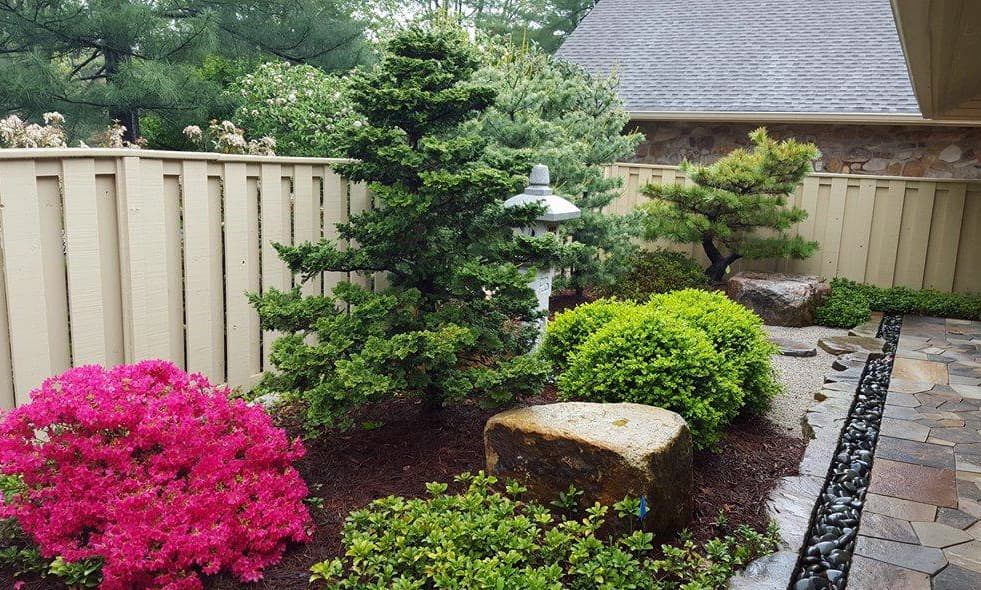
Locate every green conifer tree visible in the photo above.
<box><xmin>471</xmin><ymin>43</ymin><xmax>643</xmax><ymax>294</ymax></box>
<box><xmin>642</xmin><ymin>128</ymin><xmax>820</xmax><ymax>282</ymax></box>
<box><xmin>250</xmin><ymin>23</ymin><xmax>562</xmax><ymax>429</ymax></box>
<box><xmin>0</xmin><ymin>0</ymin><xmax>369</xmax><ymax>142</ymax></box>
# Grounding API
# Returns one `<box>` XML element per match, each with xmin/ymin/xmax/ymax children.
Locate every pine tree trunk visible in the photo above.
<box><xmin>701</xmin><ymin>236</ymin><xmax>739</xmax><ymax>282</ymax></box>
<box><xmin>104</xmin><ymin>49</ymin><xmax>140</xmax><ymax>143</ymax></box>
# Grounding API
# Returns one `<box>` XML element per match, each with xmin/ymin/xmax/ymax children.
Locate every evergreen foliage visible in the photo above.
<box><xmin>250</xmin><ymin>23</ymin><xmax>565</xmax><ymax>429</ymax></box>
<box><xmin>471</xmin><ymin>43</ymin><xmax>644</xmax><ymax>293</ymax></box>
<box><xmin>641</xmin><ymin>129</ymin><xmax>820</xmax><ymax>281</ymax></box>
<box><xmin>603</xmin><ymin>249</ymin><xmax>710</xmax><ymax>301</ymax></box>
<box><xmin>0</xmin><ymin>1</ymin><xmax>369</xmax><ymax>142</ymax></box>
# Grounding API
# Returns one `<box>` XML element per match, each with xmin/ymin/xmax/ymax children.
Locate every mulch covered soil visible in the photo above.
<box><xmin>3</xmin><ymin>396</ymin><xmax>804</xmax><ymax>590</ymax></box>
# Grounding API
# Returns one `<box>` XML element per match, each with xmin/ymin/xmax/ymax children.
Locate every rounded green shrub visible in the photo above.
<box><xmin>605</xmin><ymin>249</ymin><xmax>709</xmax><ymax>301</ymax></box>
<box><xmin>541</xmin><ymin>298</ymin><xmax>638</xmax><ymax>371</ymax></box>
<box><xmin>558</xmin><ymin>306</ymin><xmax>742</xmax><ymax>448</ymax></box>
<box><xmin>649</xmin><ymin>289</ymin><xmax>781</xmax><ymax>413</ymax></box>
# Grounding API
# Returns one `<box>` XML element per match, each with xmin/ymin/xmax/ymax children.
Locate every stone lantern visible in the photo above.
<box><xmin>503</xmin><ymin>164</ymin><xmax>581</xmax><ymax>347</ymax></box>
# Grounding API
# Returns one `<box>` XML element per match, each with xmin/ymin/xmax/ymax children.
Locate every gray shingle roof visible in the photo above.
<box><xmin>556</xmin><ymin>0</ymin><xmax>920</xmax><ymax>115</ymax></box>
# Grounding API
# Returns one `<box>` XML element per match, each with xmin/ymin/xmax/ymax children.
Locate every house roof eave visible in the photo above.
<box><xmin>626</xmin><ymin>110</ymin><xmax>981</xmax><ymax>127</ymax></box>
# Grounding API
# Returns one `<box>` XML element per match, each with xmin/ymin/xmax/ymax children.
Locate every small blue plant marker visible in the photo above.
<box><xmin>638</xmin><ymin>496</ymin><xmax>649</xmax><ymax>523</ymax></box>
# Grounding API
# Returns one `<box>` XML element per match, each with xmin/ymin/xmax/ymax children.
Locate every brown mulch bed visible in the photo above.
<box><xmin>2</xmin><ymin>396</ymin><xmax>804</xmax><ymax>590</ymax></box>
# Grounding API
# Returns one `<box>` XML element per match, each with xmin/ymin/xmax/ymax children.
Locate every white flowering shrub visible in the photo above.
<box><xmin>184</xmin><ymin>120</ymin><xmax>277</xmax><ymax>156</ymax></box>
<box><xmin>228</xmin><ymin>61</ymin><xmax>361</xmax><ymax>157</ymax></box>
<box><xmin>0</xmin><ymin>113</ymin><xmax>68</xmax><ymax>148</ymax></box>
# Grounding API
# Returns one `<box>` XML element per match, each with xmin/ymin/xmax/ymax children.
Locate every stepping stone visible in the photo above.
<box><xmin>850</xmin><ymin>320</ymin><xmax>881</xmax><ymax>338</ymax></box>
<box><xmin>855</xmin><ymin>536</ymin><xmax>948</xmax><ymax>574</ymax></box>
<box><xmin>911</xmin><ymin>521</ymin><xmax>974</xmax><ymax>547</ymax></box>
<box><xmin>825</xmin><ymin>367</ymin><xmax>863</xmax><ymax>383</ymax></box>
<box><xmin>832</xmin><ymin>352</ymin><xmax>869</xmax><ymax>370</ymax></box>
<box><xmin>818</xmin><ymin>335</ymin><xmax>886</xmax><ymax>355</ymax></box>
<box><xmin>768</xmin><ymin>337</ymin><xmax>816</xmax><ymax>357</ymax></box>
<box><xmin>848</xmin><ymin>555</ymin><xmax>931</xmax><ymax>590</ymax></box>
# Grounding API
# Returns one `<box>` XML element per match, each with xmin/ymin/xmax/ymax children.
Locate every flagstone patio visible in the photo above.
<box><xmin>850</xmin><ymin>316</ymin><xmax>981</xmax><ymax>590</ymax></box>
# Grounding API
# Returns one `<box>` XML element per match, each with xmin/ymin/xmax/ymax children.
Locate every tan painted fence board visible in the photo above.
<box><xmin>607</xmin><ymin>163</ymin><xmax>981</xmax><ymax>294</ymax></box>
<box><xmin>0</xmin><ymin>149</ymin><xmax>354</xmax><ymax>405</ymax></box>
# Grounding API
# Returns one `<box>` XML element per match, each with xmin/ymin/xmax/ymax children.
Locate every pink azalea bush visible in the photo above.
<box><xmin>0</xmin><ymin>360</ymin><xmax>311</xmax><ymax>590</ymax></box>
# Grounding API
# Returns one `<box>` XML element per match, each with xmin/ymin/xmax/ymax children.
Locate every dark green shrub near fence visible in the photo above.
<box><xmin>603</xmin><ymin>249</ymin><xmax>709</xmax><ymax>301</ymax></box>
<box><xmin>816</xmin><ymin>278</ymin><xmax>981</xmax><ymax>328</ymax></box>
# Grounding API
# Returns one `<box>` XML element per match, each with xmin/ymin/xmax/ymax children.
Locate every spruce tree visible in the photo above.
<box><xmin>642</xmin><ymin>128</ymin><xmax>820</xmax><ymax>282</ymax></box>
<box><xmin>471</xmin><ymin>43</ymin><xmax>642</xmax><ymax>294</ymax></box>
<box><xmin>251</xmin><ymin>23</ymin><xmax>562</xmax><ymax>429</ymax></box>
<box><xmin>0</xmin><ymin>0</ymin><xmax>368</xmax><ymax>142</ymax></box>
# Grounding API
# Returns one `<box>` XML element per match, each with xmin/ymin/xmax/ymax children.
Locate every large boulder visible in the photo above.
<box><xmin>484</xmin><ymin>402</ymin><xmax>692</xmax><ymax>533</ymax></box>
<box><xmin>726</xmin><ymin>272</ymin><xmax>831</xmax><ymax>327</ymax></box>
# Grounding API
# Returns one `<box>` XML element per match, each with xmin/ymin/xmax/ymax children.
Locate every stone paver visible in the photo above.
<box><xmin>854</xmin><ymin>316</ymin><xmax>981</xmax><ymax>588</ymax></box>
<box><xmin>847</xmin><ymin>555</ymin><xmax>931</xmax><ymax>589</ymax></box>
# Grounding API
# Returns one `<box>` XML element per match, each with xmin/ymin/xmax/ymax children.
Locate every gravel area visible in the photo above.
<box><xmin>763</xmin><ymin>324</ymin><xmax>850</xmax><ymax>438</ymax></box>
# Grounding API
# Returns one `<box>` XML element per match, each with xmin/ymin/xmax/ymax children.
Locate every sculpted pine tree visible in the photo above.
<box><xmin>251</xmin><ymin>23</ymin><xmax>562</xmax><ymax>429</ymax></box>
<box><xmin>642</xmin><ymin>128</ymin><xmax>820</xmax><ymax>282</ymax></box>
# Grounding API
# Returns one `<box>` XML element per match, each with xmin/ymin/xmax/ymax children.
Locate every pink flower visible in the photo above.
<box><xmin>0</xmin><ymin>361</ymin><xmax>312</xmax><ymax>590</ymax></box>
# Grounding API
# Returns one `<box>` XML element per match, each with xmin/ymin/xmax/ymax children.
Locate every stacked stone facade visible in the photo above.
<box><xmin>628</xmin><ymin>121</ymin><xmax>981</xmax><ymax>179</ymax></box>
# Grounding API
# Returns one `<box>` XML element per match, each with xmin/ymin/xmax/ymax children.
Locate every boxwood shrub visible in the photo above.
<box><xmin>310</xmin><ymin>472</ymin><xmax>780</xmax><ymax>589</ymax></box>
<box><xmin>541</xmin><ymin>298</ymin><xmax>637</xmax><ymax>371</ymax></box>
<box><xmin>604</xmin><ymin>249</ymin><xmax>710</xmax><ymax>301</ymax></box>
<box><xmin>816</xmin><ymin>278</ymin><xmax>981</xmax><ymax>328</ymax></box>
<box><xmin>557</xmin><ymin>306</ymin><xmax>742</xmax><ymax>448</ymax></box>
<box><xmin>649</xmin><ymin>289</ymin><xmax>781</xmax><ymax>413</ymax></box>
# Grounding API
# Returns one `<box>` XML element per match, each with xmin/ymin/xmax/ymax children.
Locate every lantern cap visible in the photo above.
<box><xmin>503</xmin><ymin>164</ymin><xmax>581</xmax><ymax>222</ymax></box>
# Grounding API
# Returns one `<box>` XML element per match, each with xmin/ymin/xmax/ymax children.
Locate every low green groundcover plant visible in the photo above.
<box><xmin>604</xmin><ymin>249</ymin><xmax>709</xmax><ymax>301</ymax></box>
<box><xmin>309</xmin><ymin>472</ymin><xmax>780</xmax><ymax>589</ymax></box>
<box><xmin>557</xmin><ymin>306</ymin><xmax>741</xmax><ymax>449</ymax></box>
<box><xmin>816</xmin><ymin>278</ymin><xmax>981</xmax><ymax>328</ymax></box>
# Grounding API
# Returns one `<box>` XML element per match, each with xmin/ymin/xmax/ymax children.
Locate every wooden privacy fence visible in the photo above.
<box><xmin>605</xmin><ymin>163</ymin><xmax>981</xmax><ymax>295</ymax></box>
<box><xmin>0</xmin><ymin>148</ymin><xmax>367</xmax><ymax>409</ymax></box>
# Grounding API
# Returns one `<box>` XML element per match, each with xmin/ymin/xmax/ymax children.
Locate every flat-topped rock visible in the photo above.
<box><xmin>833</xmin><ymin>352</ymin><xmax>871</xmax><ymax>371</ymax></box>
<box><xmin>485</xmin><ymin>402</ymin><xmax>692</xmax><ymax>533</ymax></box>
<box><xmin>818</xmin><ymin>335</ymin><xmax>886</xmax><ymax>356</ymax></box>
<box><xmin>726</xmin><ymin>272</ymin><xmax>830</xmax><ymax>327</ymax></box>
<box><xmin>849</xmin><ymin>320</ymin><xmax>881</xmax><ymax>338</ymax></box>
<box><xmin>770</xmin><ymin>337</ymin><xmax>817</xmax><ymax>357</ymax></box>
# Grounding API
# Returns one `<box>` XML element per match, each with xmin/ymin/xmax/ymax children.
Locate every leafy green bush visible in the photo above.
<box><xmin>558</xmin><ymin>306</ymin><xmax>742</xmax><ymax>448</ymax></box>
<box><xmin>605</xmin><ymin>249</ymin><xmax>710</xmax><ymax>301</ymax></box>
<box><xmin>816</xmin><ymin>278</ymin><xmax>981</xmax><ymax>328</ymax></box>
<box><xmin>649</xmin><ymin>290</ymin><xmax>780</xmax><ymax>413</ymax></box>
<box><xmin>309</xmin><ymin>472</ymin><xmax>780</xmax><ymax>589</ymax></box>
<box><xmin>541</xmin><ymin>299</ymin><xmax>638</xmax><ymax>371</ymax></box>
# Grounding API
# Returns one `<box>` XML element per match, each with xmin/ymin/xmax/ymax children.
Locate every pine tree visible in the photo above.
<box><xmin>472</xmin><ymin>43</ymin><xmax>643</xmax><ymax>294</ymax></box>
<box><xmin>250</xmin><ymin>23</ymin><xmax>562</xmax><ymax>429</ymax></box>
<box><xmin>642</xmin><ymin>128</ymin><xmax>820</xmax><ymax>282</ymax></box>
<box><xmin>0</xmin><ymin>0</ymin><xmax>369</xmax><ymax>142</ymax></box>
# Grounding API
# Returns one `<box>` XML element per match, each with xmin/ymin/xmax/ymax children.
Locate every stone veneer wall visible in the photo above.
<box><xmin>627</xmin><ymin>121</ymin><xmax>981</xmax><ymax>179</ymax></box>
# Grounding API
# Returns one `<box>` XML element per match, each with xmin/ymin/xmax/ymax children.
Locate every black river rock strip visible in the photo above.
<box><xmin>789</xmin><ymin>315</ymin><xmax>900</xmax><ymax>590</ymax></box>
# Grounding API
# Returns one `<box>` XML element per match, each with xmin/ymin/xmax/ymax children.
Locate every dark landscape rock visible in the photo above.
<box><xmin>771</xmin><ymin>337</ymin><xmax>818</xmax><ymax>357</ymax></box>
<box><xmin>726</xmin><ymin>272</ymin><xmax>831</xmax><ymax>327</ymax></box>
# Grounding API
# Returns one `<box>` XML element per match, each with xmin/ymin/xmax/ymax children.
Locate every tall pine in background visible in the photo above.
<box><xmin>642</xmin><ymin>128</ymin><xmax>820</xmax><ymax>281</ymax></box>
<box><xmin>251</xmin><ymin>23</ymin><xmax>564</xmax><ymax>429</ymax></box>
<box><xmin>472</xmin><ymin>43</ymin><xmax>643</xmax><ymax>294</ymax></box>
<box><xmin>0</xmin><ymin>0</ymin><xmax>369</xmax><ymax>142</ymax></box>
